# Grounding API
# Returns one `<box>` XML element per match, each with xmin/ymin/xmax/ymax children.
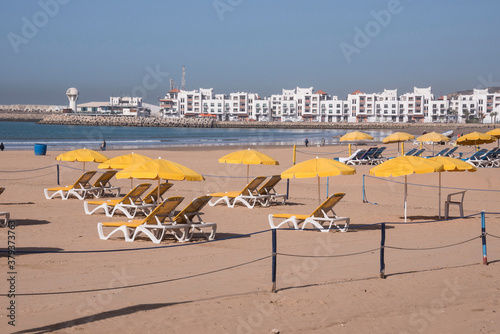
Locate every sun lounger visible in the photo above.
<box><xmin>208</xmin><ymin>176</ymin><xmax>268</xmax><ymax>208</ymax></box>
<box><xmin>462</xmin><ymin>149</ymin><xmax>488</xmax><ymax>167</ymax></box>
<box><xmin>141</xmin><ymin>182</ymin><xmax>174</xmax><ymax>206</ymax></box>
<box><xmin>430</xmin><ymin>148</ymin><xmax>449</xmax><ymax>157</ymax></box>
<box><xmin>370</xmin><ymin>146</ymin><xmax>387</xmax><ymax>165</ymax></box>
<box><xmin>44</xmin><ymin>171</ymin><xmax>97</xmax><ymax>200</ymax></box>
<box><xmin>97</xmin><ymin>196</ymin><xmax>186</xmax><ymax>243</ymax></box>
<box><xmin>469</xmin><ymin>148</ymin><xmax>498</xmax><ymax>167</ymax></box>
<box><xmin>256</xmin><ymin>175</ymin><xmax>287</xmax><ymax>205</ymax></box>
<box><xmin>268</xmin><ymin>193</ymin><xmax>349</xmax><ymax>232</ymax></box>
<box><xmin>346</xmin><ymin>147</ymin><xmax>378</xmax><ymax>165</ymax></box>
<box><xmin>338</xmin><ymin>149</ymin><xmax>366</xmax><ymax>164</ymax></box>
<box><xmin>404</xmin><ymin>148</ymin><xmax>417</xmax><ymax>156</ymax></box>
<box><xmin>84</xmin><ymin>183</ymin><xmax>152</xmax><ymax>218</ymax></box>
<box><xmin>88</xmin><ymin>170</ymin><xmax>121</xmax><ymax>198</ymax></box>
<box><xmin>411</xmin><ymin>148</ymin><xmax>425</xmax><ymax>157</ymax></box>
<box><xmin>443</xmin><ymin>146</ymin><xmax>458</xmax><ymax>157</ymax></box>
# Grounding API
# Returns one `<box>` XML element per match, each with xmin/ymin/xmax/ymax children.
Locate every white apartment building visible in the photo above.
<box><xmin>78</xmin><ymin>96</ymin><xmax>148</xmax><ymax>116</ymax></box>
<box><xmin>159</xmin><ymin>86</ymin><xmax>500</xmax><ymax>124</ymax></box>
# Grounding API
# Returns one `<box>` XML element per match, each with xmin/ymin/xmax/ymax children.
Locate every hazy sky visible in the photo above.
<box><xmin>1</xmin><ymin>0</ymin><xmax>499</xmax><ymax>105</ymax></box>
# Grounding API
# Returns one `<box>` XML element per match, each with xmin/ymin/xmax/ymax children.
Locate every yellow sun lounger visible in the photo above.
<box><xmin>44</xmin><ymin>171</ymin><xmax>97</xmax><ymax>200</ymax></box>
<box><xmin>167</xmin><ymin>195</ymin><xmax>216</xmax><ymax>242</ymax></box>
<box><xmin>208</xmin><ymin>176</ymin><xmax>268</xmax><ymax>208</ymax></box>
<box><xmin>257</xmin><ymin>175</ymin><xmax>286</xmax><ymax>206</ymax></box>
<box><xmin>84</xmin><ymin>183</ymin><xmax>152</xmax><ymax>218</ymax></box>
<box><xmin>268</xmin><ymin>193</ymin><xmax>349</xmax><ymax>232</ymax></box>
<box><xmin>87</xmin><ymin>170</ymin><xmax>121</xmax><ymax>198</ymax></box>
<box><xmin>0</xmin><ymin>187</ymin><xmax>10</xmax><ymax>227</ymax></box>
<box><xmin>98</xmin><ymin>196</ymin><xmax>185</xmax><ymax>243</ymax></box>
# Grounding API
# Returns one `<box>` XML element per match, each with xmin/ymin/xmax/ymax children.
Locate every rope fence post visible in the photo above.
<box><xmin>380</xmin><ymin>223</ymin><xmax>386</xmax><ymax>279</ymax></box>
<box><xmin>57</xmin><ymin>164</ymin><xmax>60</xmax><ymax>185</ymax></box>
<box><xmin>271</xmin><ymin>228</ymin><xmax>277</xmax><ymax>293</ymax></box>
<box><xmin>362</xmin><ymin>174</ymin><xmax>366</xmax><ymax>203</ymax></box>
<box><xmin>481</xmin><ymin>211</ymin><xmax>488</xmax><ymax>265</ymax></box>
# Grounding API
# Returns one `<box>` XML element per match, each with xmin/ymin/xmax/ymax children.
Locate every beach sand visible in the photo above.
<box><xmin>1</xmin><ymin>141</ymin><xmax>499</xmax><ymax>333</ymax></box>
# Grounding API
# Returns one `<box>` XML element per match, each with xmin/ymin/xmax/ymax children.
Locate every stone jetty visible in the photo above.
<box><xmin>0</xmin><ymin>112</ymin><xmax>495</xmax><ymax>132</ymax></box>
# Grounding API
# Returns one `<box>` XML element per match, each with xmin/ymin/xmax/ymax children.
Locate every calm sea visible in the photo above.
<box><xmin>0</xmin><ymin>121</ymin><xmax>393</xmax><ymax>151</ymax></box>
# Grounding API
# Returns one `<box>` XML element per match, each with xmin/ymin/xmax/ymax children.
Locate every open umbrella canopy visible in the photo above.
<box><xmin>370</xmin><ymin>156</ymin><xmax>443</xmax><ymax>222</ymax></box>
<box><xmin>281</xmin><ymin>157</ymin><xmax>355</xmax><ymax>204</ymax></box>
<box><xmin>219</xmin><ymin>148</ymin><xmax>279</xmax><ymax>181</ymax></box>
<box><xmin>416</xmin><ymin>132</ymin><xmax>450</xmax><ymax>155</ymax></box>
<box><xmin>340</xmin><ymin>131</ymin><xmax>374</xmax><ymax>155</ymax></box>
<box><xmin>281</xmin><ymin>157</ymin><xmax>356</xmax><ymax>179</ymax></box>
<box><xmin>369</xmin><ymin>156</ymin><xmax>443</xmax><ymax>177</ymax></box>
<box><xmin>56</xmin><ymin>148</ymin><xmax>109</xmax><ymax>171</ymax></box>
<box><xmin>382</xmin><ymin>132</ymin><xmax>415</xmax><ymax>144</ymax></box>
<box><xmin>116</xmin><ymin>158</ymin><xmax>204</xmax><ymax>181</ymax></box>
<box><xmin>416</xmin><ymin>132</ymin><xmax>450</xmax><ymax>143</ymax></box>
<box><xmin>98</xmin><ymin>153</ymin><xmax>152</xmax><ymax>170</ymax></box>
<box><xmin>56</xmin><ymin>148</ymin><xmax>109</xmax><ymax>163</ymax></box>
<box><xmin>456</xmin><ymin>132</ymin><xmax>495</xmax><ymax>146</ymax></box>
<box><xmin>218</xmin><ymin>149</ymin><xmax>279</xmax><ymax>165</ymax></box>
<box><xmin>427</xmin><ymin>156</ymin><xmax>477</xmax><ymax>172</ymax></box>
<box><xmin>486</xmin><ymin>128</ymin><xmax>500</xmax><ymax>147</ymax></box>
<box><xmin>340</xmin><ymin>131</ymin><xmax>373</xmax><ymax>142</ymax></box>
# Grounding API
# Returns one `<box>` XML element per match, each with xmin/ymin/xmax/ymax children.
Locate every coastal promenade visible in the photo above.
<box><xmin>0</xmin><ymin>111</ymin><xmax>495</xmax><ymax>132</ymax></box>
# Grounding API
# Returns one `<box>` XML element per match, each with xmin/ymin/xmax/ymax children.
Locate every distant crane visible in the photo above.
<box><xmin>181</xmin><ymin>65</ymin><xmax>186</xmax><ymax>91</ymax></box>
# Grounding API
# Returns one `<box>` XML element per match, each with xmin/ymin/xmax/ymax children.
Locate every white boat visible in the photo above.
<box><xmin>441</xmin><ymin>130</ymin><xmax>454</xmax><ymax>138</ymax></box>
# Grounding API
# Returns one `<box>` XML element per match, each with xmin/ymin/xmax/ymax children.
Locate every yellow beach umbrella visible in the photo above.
<box><xmin>56</xmin><ymin>148</ymin><xmax>109</xmax><ymax>171</ymax></box>
<box><xmin>370</xmin><ymin>156</ymin><xmax>444</xmax><ymax>222</ymax></box>
<box><xmin>382</xmin><ymin>132</ymin><xmax>415</xmax><ymax>156</ymax></box>
<box><xmin>456</xmin><ymin>132</ymin><xmax>495</xmax><ymax>150</ymax></box>
<box><xmin>416</xmin><ymin>132</ymin><xmax>450</xmax><ymax>156</ymax></box>
<box><xmin>281</xmin><ymin>157</ymin><xmax>356</xmax><ymax>204</ymax></box>
<box><xmin>486</xmin><ymin>128</ymin><xmax>500</xmax><ymax>147</ymax></box>
<box><xmin>99</xmin><ymin>153</ymin><xmax>152</xmax><ymax>189</ymax></box>
<box><xmin>98</xmin><ymin>153</ymin><xmax>152</xmax><ymax>170</ymax></box>
<box><xmin>116</xmin><ymin>158</ymin><xmax>204</xmax><ymax>200</ymax></box>
<box><xmin>218</xmin><ymin>148</ymin><xmax>279</xmax><ymax>182</ymax></box>
<box><xmin>428</xmin><ymin>156</ymin><xmax>476</xmax><ymax>219</ymax></box>
<box><xmin>340</xmin><ymin>131</ymin><xmax>374</xmax><ymax>155</ymax></box>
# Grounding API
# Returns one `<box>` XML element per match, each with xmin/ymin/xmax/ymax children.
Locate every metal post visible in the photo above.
<box><xmin>380</xmin><ymin>223</ymin><xmax>386</xmax><ymax>278</ymax></box>
<box><xmin>271</xmin><ymin>229</ymin><xmax>277</xmax><ymax>292</ymax></box>
<box><xmin>57</xmin><ymin>164</ymin><xmax>60</xmax><ymax>185</ymax></box>
<box><xmin>362</xmin><ymin>174</ymin><xmax>366</xmax><ymax>203</ymax></box>
<box><xmin>326</xmin><ymin>177</ymin><xmax>329</xmax><ymax>198</ymax></box>
<box><xmin>481</xmin><ymin>211</ymin><xmax>488</xmax><ymax>265</ymax></box>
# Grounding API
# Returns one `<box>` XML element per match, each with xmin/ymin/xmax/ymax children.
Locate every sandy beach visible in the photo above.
<box><xmin>1</xmin><ymin>140</ymin><xmax>499</xmax><ymax>333</ymax></box>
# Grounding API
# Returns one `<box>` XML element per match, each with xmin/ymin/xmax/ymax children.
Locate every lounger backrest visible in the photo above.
<box><xmin>142</xmin><ymin>182</ymin><xmax>174</xmax><ymax>204</ymax></box>
<box><xmin>412</xmin><ymin>149</ymin><xmax>425</xmax><ymax>156</ymax></box>
<box><xmin>73</xmin><ymin>171</ymin><xmax>97</xmax><ymax>189</ymax></box>
<box><xmin>444</xmin><ymin>147</ymin><xmax>458</xmax><ymax>156</ymax></box>
<box><xmin>310</xmin><ymin>193</ymin><xmax>346</xmax><ymax>218</ymax></box>
<box><xmin>351</xmin><ymin>149</ymin><xmax>367</xmax><ymax>159</ymax></box>
<box><xmin>436</xmin><ymin>148</ymin><xmax>449</xmax><ymax>156</ymax></box>
<box><xmin>120</xmin><ymin>183</ymin><xmax>151</xmax><ymax>205</ymax></box>
<box><xmin>240</xmin><ymin>176</ymin><xmax>267</xmax><ymax>196</ymax></box>
<box><xmin>404</xmin><ymin>148</ymin><xmax>417</xmax><ymax>156</ymax></box>
<box><xmin>92</xmin><ymin>170</ymin><xmax>117</xmax><ymax>188</ymax></box>
<box><xmin>360</xmin><ymin>147</ymin><xmax>378</xmax><ymax>159</ymax></box>
<box><xmin>258</xmin><ymin>175</ymin><xmax>282</xmax><ymax>195</ymax></box>
<box><xmin>173</xmin><ymin>196</ymin><xmax>212</xmax><ymax>224</ymax></box>
<box><xmin>467</xmin><ymin>149</ymin><xmax>488</xmax><ymax>160</ymax></box>
<box><xmin>144</xmin><ymin>196</ymin><xmax>184</xmax><ymax>225</ymax></box>
<box><xmin>372</xmin><ymin>147</ymin><xmax>386</xmax><ymax>159</ymax></box>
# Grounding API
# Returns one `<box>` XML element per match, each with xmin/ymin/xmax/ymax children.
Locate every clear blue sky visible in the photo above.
<box><xmin>1</xmin><ymin>0</ymin><xmax>499</xmax><ymax>105</ymax></box>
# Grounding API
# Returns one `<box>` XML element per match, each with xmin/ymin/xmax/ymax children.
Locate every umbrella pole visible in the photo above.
<box><xmin>83</xmin><ymin>162</ymin><xmax>85</xmax><ymax>172</ymax></box>
<box><xmin>348</xmin><ymin>144</ymin><xmax>351</xmax><ymax>156</ymax></box>
<box><xmin>404</xmin><ymin>175</ymin><xmax>407</xmax><ymax>222</ymax></box>
<box><xmin>158</xmin><ymin>179</ymin><xmax>161</xmax><ymax>203</ymax></box>
<box><xmin>438</xmin><ymin>172</ymin><xmax>442</xmax><ymax>220</ymax></box>
<box><xmin>318</xmin><ymin>176</ymin><xmax>321</xmax><ymax>205</ymax></box>
<box><xmin>247</xmin><ymin>165</ymin><xmax>249</xmax><ymax>183</ymax></box>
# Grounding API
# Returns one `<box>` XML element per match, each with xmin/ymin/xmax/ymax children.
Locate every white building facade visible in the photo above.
<box><xmin>158</xmin><ymin>86</ymin><xmax>500</xmax><ymax>124</ymax></box>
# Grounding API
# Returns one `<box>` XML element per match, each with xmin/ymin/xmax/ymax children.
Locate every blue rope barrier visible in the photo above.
<box><xmin>0</xmin><ymin>165</ymin><xmax>56</xmax><ymax>173</ymax></box>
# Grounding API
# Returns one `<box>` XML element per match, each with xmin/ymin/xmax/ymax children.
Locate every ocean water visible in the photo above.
<box><xmin>0</xmin><ymin>121</ymin><xmax>393</xmax><ymax>151</ymax></box>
